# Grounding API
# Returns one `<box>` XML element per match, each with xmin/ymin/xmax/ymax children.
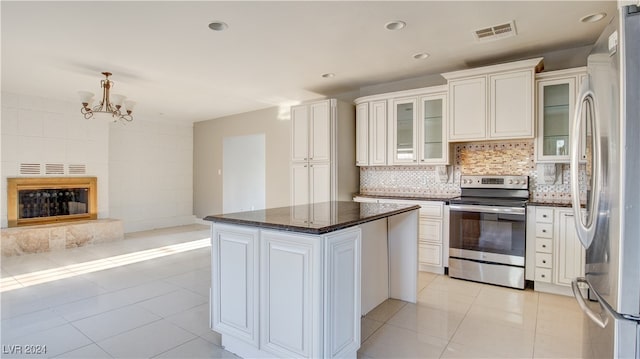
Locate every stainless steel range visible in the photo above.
<box><xmin>448</xmin><ymin>175</ymin><xmax>529</xmax><ymax>289</ymax></box>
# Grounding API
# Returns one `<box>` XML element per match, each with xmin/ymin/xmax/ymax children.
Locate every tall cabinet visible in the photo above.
<box><xmin>290</xmin><ymin>99</ymin><xmax>359</xmax><ymax>207</ymax></box>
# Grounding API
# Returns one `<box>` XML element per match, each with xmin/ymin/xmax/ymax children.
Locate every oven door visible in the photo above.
<box><xmin>449</xmin><ymin>204</ymin><xmax>526</xmax><ymax>266</ymax></box>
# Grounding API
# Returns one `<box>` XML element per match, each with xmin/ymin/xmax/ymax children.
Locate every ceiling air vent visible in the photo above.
<box><xmin>20</xmin><ymin>163</ymin><xmax>42</xmax><ymax>175</ymax></box>
<box><xmin>473</xmin><ymin>21</ymin><xmax>517</xmax><ymax>42</ymax></box>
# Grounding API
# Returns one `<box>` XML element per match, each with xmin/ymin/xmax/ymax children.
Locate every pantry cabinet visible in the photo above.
<box><xmin>535</xmin><ymin>67</ymin><xmax>587</xmax><ymax>163</ymax></box>
<box><xmin>290</xmin><ymin>99</ymin><xmax>358</xmax><ymax>206</ymax></box>
<box><xmin>442</xmin><ymin>57</ymin><xmax>543</xmax><ymax>142</ymax></box>
<box><xmin>526</xmin><ymin>205</ymin><xmax>585</xmax><ymax>296</ymax></box>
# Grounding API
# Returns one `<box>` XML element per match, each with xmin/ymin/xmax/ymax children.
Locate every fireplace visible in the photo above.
<box><xmin>7</xmin><ymin>177</ymin><xmax>97</xmax><ymax>227</ymax></box>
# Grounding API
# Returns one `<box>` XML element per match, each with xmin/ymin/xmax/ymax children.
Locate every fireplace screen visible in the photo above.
<box><xmin>18</xmin><ymin>188</ymin><xmax>89</xmax><ymax>219</ymax></box>
<box><xmin>7</xmin><ymin>177</ymin><xmax>97</xmax><ymax>227</ymax></box>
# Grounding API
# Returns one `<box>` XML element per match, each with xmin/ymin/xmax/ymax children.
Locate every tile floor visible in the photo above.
<box><xmin>1</xmin><ymin>224</ymin><xmax>587</xmax><ymax>358</ymax></box>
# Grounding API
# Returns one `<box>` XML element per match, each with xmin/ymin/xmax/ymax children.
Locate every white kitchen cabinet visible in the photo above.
<box><xmin>443</xmin><ymin>57</ymin><xmax>543</xmax><ymax>142</ymax></box>
<box><xmin>260</xmin><ymin>230</ymin><xmax>323</xmax><ymax>358</ymax></box>
<box><xmin>391</xmin><ymin>97</ymin><xmax>418</xmax><ymax>164</ymax></box>
<box><xmin>527</xmin><ymin>205</ymin><xmax>585</xmax><ymax>296</ymax></box>
<box><xmin>369</xmin><ymin>100</ymin><xmax>388</xmax><ymax>166</ymax></box>
<box><xmin>535</xmin><ymin>67</ymin><xmax>587</xmax><ymax>163</ymax></box>
<box><xmin>290</xmin><ymin>99</ymin><xmax>358</xmax><ymax>206</ymax></box>
<box><xmin>355</xmin><ymin>103</ymin><xmax>369</xmax><ymax>166</ymax></box>
<box><xmin>211</xmin><ymin>224</ymin><xmax>260</xmax><ymax>347</ymax></box>
<box><xmin>489</xmin><ymin>70</ymin><xmax>534</xmax><ymax>139</ymax></box>
<box><xmin>292</xmin><ymin>101</ymin><xmax>331</xmax><ymax>162</ymax></box>
<box><xmin>555</xmin><ymin>209</ymin><xmax>585</xmax><ymax>286</ymax></box>
<box><xmin>354</xmin><ymin>86</ymin><xmax>448</xmax><ymax>167</ymax></box>
<box><xmin>419</xmin><ymin>94</ymin><xmax>448</xmax><ymax>164</ymax></box>
<box><xmin>448</xmin><ymin>77</ymin><xmax>487</xmax><ymax>141</ymax></box>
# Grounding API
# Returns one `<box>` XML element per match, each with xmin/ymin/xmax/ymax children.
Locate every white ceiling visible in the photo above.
<box><xmin>1</xmin><ymin>1</ymin><xmax>616</xmax><ymax>124</ymax></box>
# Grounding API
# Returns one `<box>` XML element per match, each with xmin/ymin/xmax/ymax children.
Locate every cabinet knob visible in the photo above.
<box><xmin>542</xmin><ymin>260</ymin><xmax>547</xmax><ymax>264</ymax></box>
<box><xmin>543</xmin><ymin>214</ymin><xmax>548</xmax><ymax>218</ymax></box>
<box><xmin>542</xmin><ymin>229</ymin><xmax>547</xmax><ymax>233</ymax></box>
<box><xmin>542</xmin><ymin>244</ymin><xmax>547</xmax><ymax>248</ymax></box>
<box><xmin>541</xmin><ymin>274</ymin><xmax>546</xmax><ymax>278</ymax></box>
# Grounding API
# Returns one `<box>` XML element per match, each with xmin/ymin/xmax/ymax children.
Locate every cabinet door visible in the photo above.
<box><xmin>391</xmin><ymin>97</ymin><xmax>418</xmax><ymax>164</ymax></box>
<box><xmin>324</xmin><ymin>228</ymin><xmax>361</xmax><ymax>358</ymax></box>
<box><xmin>291</xmin><ymin>105</ymin><xmax>309</xmax><ymax>162</ymax></box>
<box><xmin>211</xmin><ymin>225</ymin><xmax>260</xmax><ymax>346</ymax></box>
<box><xmin>536</xmin><ymin>77</ymin><xmax>576</xmax><ymax>162</ymax></box>
<box><xmin>310</xmin><ymin>162</ymin><xmax>330</xmax><ymax>204</ymax></box>
<box><xmin>555</xmin><ymin>210</ymin><xmax>586</xmax><ymax>286</ymax></box>
<box><xmin>419</xmin><ymin>94</ymin><xmax>447</xmax><ymax>164</ymax></box>
<box><xmin>260</xmin><ymin>230</ymin><xmax>323</xmax><ymax>358</ymax></box>
<box><xmin>291</xmin><ymin>163</ymin><xmax>309</xmax><ymax>206</ymax></box>
<box><xmin>419</xmin><ymin>243</ymin><xmax>442</xmax><ymax>267</ymax></box>
<box><xmin>419</xmin><ymin>218</ymin><xmax>442</xmax><ymax>243</ymax></box>
<box><xmin>355</xmin><ymin>103</ymin><xmax>369</xmax><ymax>166</ymax></box>
<box><xmin>449</xmin><ymin>77</ymin><xmax>487</xmax><ymax>141</ymax></box>
<box><xmin>489</xmin><ymin>70</ymin><xmax>534</xmax><ymax>139</ymax></box>
<box><xmin>369</xmin><ymin>100</ymin><xmax>388</xmax><ymax>166</ymax></box>
<box><xmin>309</xmin><ymin>101</ymin><xmax>331</xmax><ymax>162</ymax></box>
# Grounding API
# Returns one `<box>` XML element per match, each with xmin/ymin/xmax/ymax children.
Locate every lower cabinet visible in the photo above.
<box><xmin>353</xmin><ymin>197</ymin><xmax>447</xmax><ymax>274</ymax></box>
<box><xmin>527</xmin><ymin>206</ymin><xmax>585</xmax><ymax>296</ymax></box>
<box><xmin>211</xmin><ymin>224</ymin><xmax>361</xmax><ymax>359</ymax></box>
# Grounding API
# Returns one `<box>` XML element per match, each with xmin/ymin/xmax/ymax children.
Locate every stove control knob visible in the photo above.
<box><xmin>508</xmin><ymin>179</ymin><xmax>513</xmax><ymax>184</ymax></box>
<box><xmin>514</xmin><ymin>180</ymin><xmax>520</xmax><ymax>185</ymax></box>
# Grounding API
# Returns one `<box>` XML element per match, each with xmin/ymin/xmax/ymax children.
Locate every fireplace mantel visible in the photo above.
<box><xmin>7</xmin><ymin>177</ymin><xmax>97</xmax><ymax>227</ymax></box>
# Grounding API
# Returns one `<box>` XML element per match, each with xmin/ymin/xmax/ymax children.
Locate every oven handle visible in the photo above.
<box><xmin>449</xmin><ymin>204</ymin><xmax>525</xmax><ymax>216</ymax></box>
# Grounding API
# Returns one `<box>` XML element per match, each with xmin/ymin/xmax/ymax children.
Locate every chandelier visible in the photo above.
<box><xmin>78</xmin><ymin>72</ymin><xmax>135</xmax><ymax>123</ymax></box>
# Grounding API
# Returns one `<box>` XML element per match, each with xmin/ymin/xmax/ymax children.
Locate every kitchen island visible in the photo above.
<box><xmin>204</xmin><ymin>201</ymin><xmax>419</xmax><ymax>359</ymax></box>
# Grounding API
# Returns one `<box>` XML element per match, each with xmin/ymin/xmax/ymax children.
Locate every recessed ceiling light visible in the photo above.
<box><xmin>385</xmin><ymin>21</ymin><xmax>406</xmax><ymax>31</ymax></box>
<box><xmin>413</xmin><ymin>53</ymin><xmax>430</xmax><ymax>60</ymax></box>
<box><xmin>580</xmin><ymin>12</ymin><xmax>607</xmax><ymax>23</ymax></box>
<box><xmin>208</xmin><ymin>21</ymin><xmax>228</xmax><ymax>31</ymax></box>
<box><xmin>321</xmin><ymin>73</ymin><xmax>335</xmax><ymax>78</ymax></box>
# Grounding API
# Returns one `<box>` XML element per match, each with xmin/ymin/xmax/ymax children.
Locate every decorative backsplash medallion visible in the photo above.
<box><xmin>360</xmin><ymin>140</ymin><xmax>587</xmax><ymax>203</ymax></box>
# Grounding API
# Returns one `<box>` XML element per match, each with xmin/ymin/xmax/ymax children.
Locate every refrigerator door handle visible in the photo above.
<box><xmin>573</xmin><ymin>278</ymin><xmax>640</xmax><ymax>327</ymax></box>
<box><xmin>570</xmin><ymin>79</ymin><xmax>602</xmax><ymax>249</ymax></box>
<box><xmin>572</xmin><ymin>278</ymin><xmax>608</xmax><ymax>328</ymax></box>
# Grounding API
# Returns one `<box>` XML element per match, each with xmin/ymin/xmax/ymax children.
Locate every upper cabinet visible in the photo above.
<box><xmin>442</xmin><ymin>57</ymin><xmax>543</xmax><ymax>142</ymax></box>
<box><xmin>535</xmin><ymin>67</ymin><xmax>587</xmax><ymax>163</ymax></box>
<box><xmin>355</xmin><ymin>86</ymin><xmax>449</xmax><ymax>166</ymax></box>
<box><xmin>291</xmin><ymin>101</ymin><xmax>331</xmax><ymax>162</ymax></box>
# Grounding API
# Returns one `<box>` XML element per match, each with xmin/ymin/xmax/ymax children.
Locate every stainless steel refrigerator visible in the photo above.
<box><xmin>569</xmin><ymin>4</ymin><xmax>640</xmax><ymax>358</ymax></box>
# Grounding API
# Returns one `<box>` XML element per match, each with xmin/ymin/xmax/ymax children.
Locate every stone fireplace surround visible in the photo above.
<box><xmin>2</xmin><ymin>176</ymin><xmax>123</xmax><ymax>256</ymax></box>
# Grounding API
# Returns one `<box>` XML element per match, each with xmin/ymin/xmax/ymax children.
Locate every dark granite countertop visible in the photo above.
<box><xmin>203</xmin><ymin>201</ymin><xmax>420</xmax><ymax>235</ymax></box>
<box><xmin>354</xmin><ymin>193</ymin><xmax>455</xmax><ymax>203</ymax></box>
<box><xmin>527</xmin><ymin>201</ymin><xmax>578</xmax><ymax>208</ymax></box>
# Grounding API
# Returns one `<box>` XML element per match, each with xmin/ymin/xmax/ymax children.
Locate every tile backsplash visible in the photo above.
<box><xmin>360</xmin><ymin>140</ymin><xmax>587</xmax><ymax>203</ymax></box>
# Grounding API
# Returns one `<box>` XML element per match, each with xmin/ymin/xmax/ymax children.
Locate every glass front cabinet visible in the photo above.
<box><xmin>535</xmin><ymin>68</ymin><xmax>587</xmax><ymax>163</ymax></box>
<box><xmin>390</xmin><ymin>91</ymin><xmax>448</xmax><ymax>165</ymax></box>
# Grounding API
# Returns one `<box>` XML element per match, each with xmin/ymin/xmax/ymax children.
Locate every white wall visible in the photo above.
<box><xmin>1</xmin><ymin>92</ymin><xmax>110</xmax><ymax>227</ymax></box>
<box><xmin>109</xmin><ymin>118</ymin><xmax>195</xmax><ymax>233</ymax></box>
<box><xmin>1</xmin><ymin>91</ymin><xmax>195</xmax><ymax>233</ymax></box>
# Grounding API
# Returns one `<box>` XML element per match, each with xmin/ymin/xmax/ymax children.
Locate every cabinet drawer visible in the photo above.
<box><xmin>419</xmin><ymin>203</ymin><xmax>443</xmax><ymax>218</ymax></box>
<box><xmin>536</xmin><ymin>208</ymin><xmax>554</xmax><ymax>223</ymax></box>
<box><xmin>419</xmin><ymin>243</ymin><xmax>442</xmax><ymax>267</ymax></box>
<box><xmin>536</xmin><ymin>238</ymin><xmax>553</xmax><ymax>253</ymax></box>
<box><xmin>535</xmin><ymin>253</ymin><xmax>553</xmax><ymax>268</ymax></box>
<box><xmin>535</xmin><ymin>267</ymin><xmax>552</xmax><ymax>283</ymax></box>
<box><xmin>419</xmin><ymin>219</ymin><xmax>442</xmax><ymax>243</ymax></box>
<box><xmin>536</xmin><ymin>223</ymin><xmax>553</xmax><ymax>238</ymax></box>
